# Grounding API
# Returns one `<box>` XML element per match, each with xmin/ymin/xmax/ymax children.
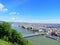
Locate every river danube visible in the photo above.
<box><xmin>12</xmin><ymin>24</ymin><xmax>33</xmax><ymax>36</ymax></box>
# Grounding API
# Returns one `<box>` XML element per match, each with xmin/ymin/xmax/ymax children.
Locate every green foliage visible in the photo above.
<box><xmin>0</xmin><ymin>39</ymin><xmax>13</xmax><ymax>45</ymax></box>
<box><xmin>0</xmin><ymin>22</ymin><xmax>32</xmax><ymax>45</ymax></box>
<box><xmin>0</xmin><ymin>22</ymin><xmax>11</xmax><ymax>37</ymax></box>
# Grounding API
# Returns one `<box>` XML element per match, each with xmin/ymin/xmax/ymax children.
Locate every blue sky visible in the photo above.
<box><xmin>0</xmin><ymin>0</ymin><xmax>60</xmax><ymax>23</ymax></box>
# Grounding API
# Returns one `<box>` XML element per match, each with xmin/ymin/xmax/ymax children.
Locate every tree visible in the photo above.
<box><xmin>0</xmin><ymin>22</ymin><xmax>32</xmax><ymax>45</ymax></box>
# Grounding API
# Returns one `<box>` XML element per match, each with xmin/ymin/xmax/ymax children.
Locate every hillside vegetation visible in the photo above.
<box><xmin>0</xmin><ymin>22</ymin><xmax>32</xmax><ymax>45</ymax></box>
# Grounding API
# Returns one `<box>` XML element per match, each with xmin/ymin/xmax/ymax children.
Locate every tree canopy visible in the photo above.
<box><xmin>0</xmin><ymin>22</ymin><xmax>32</xmax><ymax>45</ymax></box>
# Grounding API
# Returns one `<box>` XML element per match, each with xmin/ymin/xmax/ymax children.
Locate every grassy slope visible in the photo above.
<box><xmin>27</xmin><ymin>36</ymin><xmax>60</xmax><ymax>45</ymax></box>
<box><xmin>0</xmin><ymin>39</ymin><xmax>12</xmax><ymax>45</ymax></box>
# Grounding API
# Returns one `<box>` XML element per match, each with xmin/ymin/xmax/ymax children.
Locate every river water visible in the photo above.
<box><xmin>12</xmin><ymin>24</ymin><xmax>33</xmax><ymax>36</ymax></box>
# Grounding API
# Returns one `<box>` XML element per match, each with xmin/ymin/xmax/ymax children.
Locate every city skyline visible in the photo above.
<box><xmin>0</xmin><ymin>0</ymin><xmax>60</xmax><ymax>23</ymax></box>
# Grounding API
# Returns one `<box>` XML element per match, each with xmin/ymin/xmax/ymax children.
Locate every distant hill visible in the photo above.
<box><xmin>0</xmin><ymin>21</ymin><xmax>30</xmax><ymax>25</ymax></box>
<box><xmin>0</xmin><ymin>21</ymin><xmax>4</xmax><ymax>22</ymax></box>
<box><xmin>0</xmin><ymin>21</ymin><xmax>29</xmax><ymax>24</ymax></box>
<box><xmin>0</xmin><ymin>21</ymin><xmax>60</xmax><ymax>26</ymax></box>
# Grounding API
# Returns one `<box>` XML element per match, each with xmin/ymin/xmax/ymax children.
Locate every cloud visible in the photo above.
<box><xmin>1</xmin><ymin>15</ymin><xmax>60</xmax><ymax>24</ymax></box>
<box><xmin>0</xmin><ymin>3</ymin><xmax>4</xmax><ymax>9</ymax></box>
<box><xmin>9</xmin><ymin>19</ymin><xmax>60</xmax><ymax>23</ymax></box>
<box><xmin>28</xmin><ymin>19</ymin><xmax>60</xmax><ymax>23</ymax></box>
<box><xmin>9</xmin><ymin>12</ymin><xmax>19</xmax><ymax>15</ymax></box>
<box><xmin>0</xmin><ymin>3</ymin><xmax>8</xmax><ymax>12</ymax></box>
<box><xmin>7</xmin><ymin>19</ymin><xmax>60</xmax><ymax>23</ymax></box>
<box><xmin>11</xmin><ymin>17</ymin><xmax>16</xmax><ymax>20</ymax></box>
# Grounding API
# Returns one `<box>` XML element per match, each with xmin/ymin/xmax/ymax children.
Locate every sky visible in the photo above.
<box><xmin>0</xmin><ymin>0</ymin><xmax>60</xmax><ymax>23</ymax></box>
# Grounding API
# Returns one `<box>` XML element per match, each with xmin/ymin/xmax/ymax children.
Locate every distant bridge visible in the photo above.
<box><xmin>23</xmin><ymin>33</ymin><xmax>45</xmax><ymax>38</ymax></box>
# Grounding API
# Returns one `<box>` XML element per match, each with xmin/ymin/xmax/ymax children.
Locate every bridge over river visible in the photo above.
<box><xmin>23</xmin><ymin>33</ymin><xmax>45</xmax><ymax>38</ymax></box>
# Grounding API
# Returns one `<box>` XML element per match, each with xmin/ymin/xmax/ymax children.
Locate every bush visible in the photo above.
<box><xmin>0</xmin><ymin>22</ymin><xmax>32</xmax><ymax>45</ymax></box>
